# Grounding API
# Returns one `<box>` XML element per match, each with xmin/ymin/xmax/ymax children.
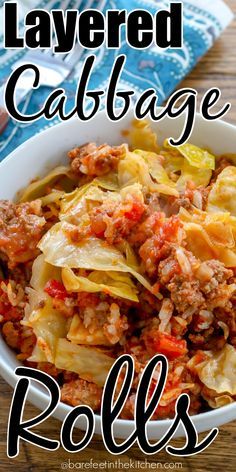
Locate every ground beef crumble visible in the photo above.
<box><xmin>0</xmin><ymin>200</ymin><xmax>46</xmax><ymax>268</ymax></box>
<box><xmin>68</xmin><ymin>142</ymin><xmax>126</xmax><ymax>177</ymax></box>
<box><xmin>61</xmin><ymin>379</ymin><xmax>102</xmax><ymax>409</ymax></box>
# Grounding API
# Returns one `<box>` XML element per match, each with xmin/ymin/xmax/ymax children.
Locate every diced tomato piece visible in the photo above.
<box><xmin>145</xmin><ymin>331</ymin><xmax>187</xmax><ymax>360</ymax></box>
<box><xmin>0</xmin><ymin>282</ymin><xmax>23</xmax><ymax>322</ymax></box>
<box><xmin>124</xmin><ymin>200</ymin><xmax>145</xmax><ymax>222</ymax></box>
<box><xmin>0</xmin><ymin>300</ymin><xmax>22</xmax><ymax>321</ymax></box>
<box><xmin>160</xmin><ymin>215</ymin><xmax>181</xmax><ymax>241</ymax></box>
<box><xmin>139</xmin><ymin>215</ymin><xmax>182</xmax><ymax>275</ymax></box>
<box><xmin>44</xmin><ymin>279</ymin><xmax>67</xmax><ymax>300</ymax></box>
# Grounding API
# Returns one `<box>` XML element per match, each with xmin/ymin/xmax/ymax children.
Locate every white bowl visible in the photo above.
<box><xmin>0</xmin><ymin>109</ymin><xmax>236</xmax><ymax>440</ymax></box>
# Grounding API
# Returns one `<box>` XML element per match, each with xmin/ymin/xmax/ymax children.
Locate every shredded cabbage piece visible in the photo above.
<box><xmin>207</xmin><ymin>166</ymin><xmax>236</xmax><ymax>215</ymax></box>
<box><xmin>38</xmin><ymin>222</ymin><xmax>158</xmax><ymax>296</ymax></box>
<box><xmin>127</xmin><ymin>119</ymin><xmax>160</xmax><ymax>153</ymax></box>
<box><xmin>162</xmin><ymin>154</ymin><xmax>183</xmax><ymax>175</ymax></box>
<box><xmin>40</xmin><ymin>190</ymin><xmax>64</xmax><ymax>207</ymax></box>
<box><xmin>134</xmin><ymin>150</ymin><xmax>177</xmax><ymax>189</ymax></box>
<box><xmin>180</xmin><ymin>207</ymin><xmax>236</xmax><ymax>248</ymax></box>
<box><xmin>23</xmin><ymin>255</ymin><xmax>66</xmax><ymax>363</ymax></box>
<box><xmin>54</xmin><ymin>338</ymin><xmax>114</xmax><ymax>386</ymax></box>
<box><xmin>67</xmin><ymin>314</ymin><xmax>111</xmax><ymax>346</ymax></box>
<box><xmin>176</xmin><ymin>161</ymin><xmax>212</xmax><ymax>190</ymax></box>
<box><xmin>117</xmin><ymin>240</ymin><xmax>139</xmax><ymax>271</ymax></box>
<box><xmin>59</xmin><ymin>182</ymin><xmax>101</xmax><ymax>221</ymax></box>
<box><xmin>23</xmin><ymin>293</ymin><xmax>67</xmax><ymax>364</ymax></box>
<box><xmin>30</xmin><ymin>254</ymin><xmax>62</xmax><ymax>290</ymax></box>
<box><xmin>191</xmin><ymin>344</ymin><xmax>236</xmax><ymax>396</ymax></box>
<box><xmin>162</xmin><ymin>140</ymin><xmax>214</xmax><ymax>189</ymax></box>
<box><xmin>202</xmin><ymin>392</ymin><xmax>234</xmax><ymax>409</ymax></box>
<box><xmin>20</xmin><ymin>166</ymin><xmax>74</xmax><ymax>202</ymax></box>
<box><xmin>94</xmin><ymin>173</ymin><xmax>119</xmax><ymax>191</ymax></box>
<box><xmin>183</xmin><ymin>222</ymin><xmax>236</xmax><ymax>267</ymax></box>
<box><xmin>118</xmin><ymin>151</ymin><xmax>178</xmax><ymax>197</ymax></box>
<box><xmin>164</xmin><ymin>140</ymin><xmax>215</xmax><ymax>170</ymax></box>
<box><xmin>62</xmin><ymin>267</ymin><xmax>139</xmax><ymax>302</ymax></box>
<box><xmin>177</xmin><ymin>143</ymin><xmax>215</xmax><ymax>170</ymax></box>
<box><xmin>59</xmin><ymin>181</ymin><xmax>123</xmax><ymax>224</ymax></box>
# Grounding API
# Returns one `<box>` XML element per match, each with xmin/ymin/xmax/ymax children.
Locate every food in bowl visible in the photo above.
<box><xmin>0</xmin><ymin>120</ymin><xmax>236</xmax><ymax>420</ymax></box>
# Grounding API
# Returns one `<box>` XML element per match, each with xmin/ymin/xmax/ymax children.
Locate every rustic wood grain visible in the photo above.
<box><xmin>1</xmin><ymin>0</ymin><xmax>236</xmax><ymax>470</ymax></box>
<box><xmin>178</xmin><ymin>0</ymin><xmax>236</xmax><ymax>124</ymax></box>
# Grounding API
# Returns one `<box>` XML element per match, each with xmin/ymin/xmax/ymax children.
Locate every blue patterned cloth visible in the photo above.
<box><xmin>0</xmin><ymin>0</ymin><xmax>233</xmax><ymax>160</ymax></box>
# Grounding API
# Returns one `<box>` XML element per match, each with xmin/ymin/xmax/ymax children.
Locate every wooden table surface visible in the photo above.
<box><xmin>1</xmin><ymin>0</ymin><xmax>236</xmax><ymax>470</ymax></box>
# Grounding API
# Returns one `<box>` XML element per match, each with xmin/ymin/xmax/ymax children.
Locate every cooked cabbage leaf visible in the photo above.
<box><xmin>23</xmin><ymin>255</ymin><xmax>66</xmax><ymax>363</ymax></box>
<box><xmin>118</xmin><ymin>240</ymin><xmax>139</xmax><ymax>271</ymax></box>
<box><xmin>176</xmin><ymin>160</ymin><xmax>212</xmax><ymax>190</ymax></box>
<box><xmin>30</xmin><ymin>254</ymin><xmax>61</xmax><ymax>291</ymax></box>
<box><xmin>192</xmin><ymin>344</ymin><xmax>236</xmax><ymax>395</ymax></box>
<box><xmin>164</xmin><ymin>140</ymin><xmax>215</xmax><ymax>170</ymax></box>
<box><xmin>55</xmin><ymin>338</ymin><xmax>114</xmax><ymax>386</ymax></box>
<box><xmin>207</xmin><ymin>166</ymin><xmax>236</xmax><ymax>215</ymax></box>
<box><xmin>184</xmin><ymin>222</ymin><xmax>217</xmax><ymax>259</ymax></box>
<box><xmin>162</xmin><ymin>140</ymin><xmax>213</xmax><ymax>189</ymax></box>
<box><xmin>118</xmin><ymin>151</ymin><xmax>178</xmax><ymax>197</ymax></box>
<box><xmin>20</xmin><ymin>166</ymin><xmax>73</xmax><ymax>202</ymax></box>
<box><xmin>39</xmin><ymin>222</ymin><xmax>130</xmax><ymax>270</ymax></box>
<box><xmin>38</xmin><ymin>222</ymin><xmax>157</xmax><ymax>295</ymax></box>
<box><xmin>60</xmin><ymin>182</ymin><xmax>101</xmax><ymax>221</ymax></box>
<box><xmin>23</xmin><ymin>293</ymin><xmax>67</xmax><ymax>364</ymax></box>
<box><xmin>127</xmin><ymin>119</ymin><xmax>160</xmax><ymax>153</ymax></box>
<box><xmin>177</xmin><ymin>143</ymin><xmax>215</xmax><ymax>170</ymax></box>
<box><xmin>162</xmin><ymin>154</ymin><xmax>183</xmax><ymax>175</ymax></box>
<box><xmin>59</xmin><ymin>182</ymin><xmax>121</xmax><ymax>224</ymax></box>
<box><xmin>40</xmin><ymin>190</ymin><xmax>64</xmax><ymax>207</ymax></box>
<box><xmin>183</xmin><ymin>222</ymin><xmax>236</xmax><ymax>267</ymax></box>
<box><xmin>202</xmin><ymin>392</ymin><xmax>234</xmax><ymax>409</ymax></box>
<box><xmin>94</xmin><ymin>173</ymin><xmax>119</xmax><ymax>191</ymax></box>
<box><xmin>67</xmin><ymin>314</ymin><xmax>110</xmax><ymax>346</ymax></box>
<box><xmin>134</xmin><ymin>150</ymin><xmax>177</xmax><ymax>189</ymax></box>
<box><xmin>179</xmin><ymin>208</ymin><xmax>236</xmax><ymax>249</ymax></box>
<box><xmin>62</xmin><ymin>268</ymin><xmax>139</xmax><ymax>302</ymax></box>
